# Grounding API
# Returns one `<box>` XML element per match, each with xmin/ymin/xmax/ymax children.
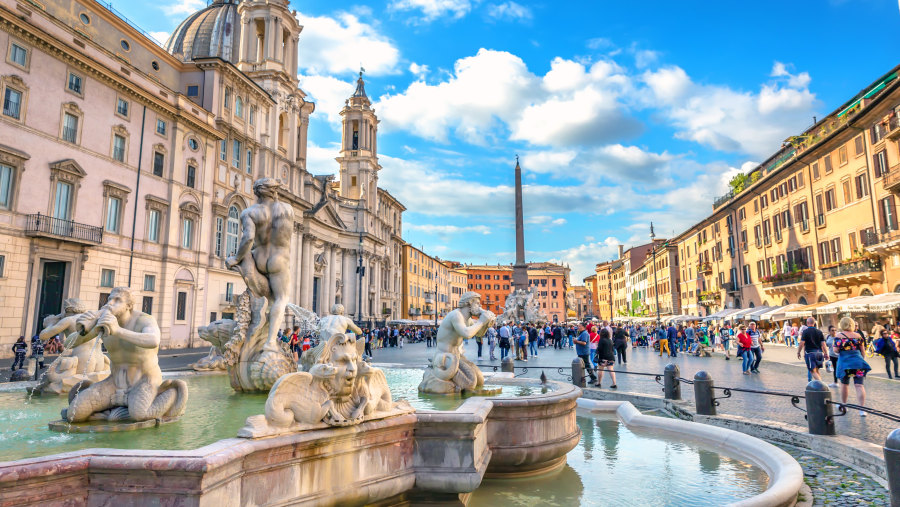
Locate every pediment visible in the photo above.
<box><xmin>306</xmin><ymin>199</ymin><xmax>347</xmax><ymax>230</ymax></box>
<box><xmin>49</xmin><ymin>159</ymin><xmax>86</xmax><ymax>178</ymax></box>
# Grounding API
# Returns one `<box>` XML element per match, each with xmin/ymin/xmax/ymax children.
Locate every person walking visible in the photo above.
<box><xmin>825</xmin><ymin>325</ymin><xmax>840</xmax><ymax>387</ymax></box>
<box><xmin>613</xmin><ymin>325</ymin><xmax>628</xmax><ymax>364</ymax></box>
<box><xmin>721</xmin><ymin>323</ymin><xmax>732</xmax><ymax>360</ymax></box>
<box><xmin>528</xmin><ymin>324</ymin><xmax>539</xmax><ymax>358</ymax></box>
<box><xmin>588</xmin><ymin>324</ymin><xmax>599</xmax><ymax>370</ymax></box>
<box><xmin>593</xmin><ymin>328</ymin><xmax>617</xmax><ymax>388</ymax></box>
<box><xmin>684</xmin><ymin>323</ymin><xmax>695</xmax><ymax>353</ymax></box>
<box><xmin>748</xmin><ymin>321</ymin><xmax>764</xmax><ymax>373</ymax></box>
<box><xmin>667</xmin><ymin>322</ymin><xmax>678</xmax><ymax>357</ymax></box>
<box><xmin>487</xmin><ymin>325</ymin><xmax>498</xmax><ymax>361</ymax></box>
<box><xmin>737</xmin><ymin>325</ymin><xmax>753</xmax><ymax>375</ymax></box>
<box><xmin>30</xmin><ymin>334</ymin><xmax>44</xmax><ymax>370</ymax></box>
<box><xmin>499</xmin><ymin>323</ymin><xmax>511</xmax><ymax>360</ymax></box>
<box><xmin>874</xmin><ymin>328</ymin><xmax>899</xmax><ymax>379</ymax></box>
<box><xmin>657</xmin><ymin>325</ymin><xmax>670</xmax><ymax>357</ymax></box>
<box><xmin>11</xmin><ymin>336</ymin><xmax>27</xmax><ymax>371</ymax></box>
<box><xmin>574</xmin><ymin>323</ymin><xmax>597</xmax><ymax>385</ymax></box>
<box><xmin>798</xmin><ymin>317</ymin><xmax>829</xmax><ymax>382</ymax></box>
<box><xmin>519</xmin><ymin>324</ymin><xmax>529</xmax><ymax>361</ymax></box>
<box><xmin>364</xmin><ymin>329</ymin><xmax>374</xmax><ymax>358</ymax></box>
<box><xmin>475</xmin><ymin>330</ymin><xmax>483</xmax><ymax>359</ymax></box>
<box><xmin>782</xmin><ymin>320</ymin><xmax>792</xmax><ymax>346</ymax></box>
<box><xmin>834</xmin><ymin>317</ymin><xmax>871</xmax><ymax>416</ymax></box>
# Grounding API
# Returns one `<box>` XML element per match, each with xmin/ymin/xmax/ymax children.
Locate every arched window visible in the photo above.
<box><xmin>226</xmin><ymin>205</ymin><xmax>240</xmax><ymax>257</ymax></box>
<box><xmin>818</xmin><ymin>294</ymin><xmax>829</xmax><ymax>303</ymax></box>
<box><xmin>278</xmin><ymin>113</ymin><xmax>286</xmax><ymax>148</ymax></box>
<box><xmin>860</xmin><ymin>288</ymin><xmax>874</xmax><ymax>296</ymax></box>
<box><xmin>797</xmin><ymin>296</ymin><xmax>808</xmax><ymax>305</ymax></box>
<box><xmin>781</xmin><ymin>298</ymin><xmax>790</xmax><ymax>306</ymax></box>
<box><xmin>235</xmin><ymin>96</ymin><xmax>243</xmax><ymax>118</ymax></box>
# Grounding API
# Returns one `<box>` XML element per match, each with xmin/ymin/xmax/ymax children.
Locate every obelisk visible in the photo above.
<box><xmin>513</xmin><ymin>157</ymin><xmax>528</xmax><ymax>291</ymax></box>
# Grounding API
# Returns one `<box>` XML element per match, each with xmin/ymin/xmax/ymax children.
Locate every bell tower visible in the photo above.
<box><xmin>237</xmin><ymin>0</ymin><xmax>300</xmax><ymax>81</ymax></box>
<box><xmin>338</xmin><ymin>71</ymin><xmax>380</xmax><ymax>210</ymax></box>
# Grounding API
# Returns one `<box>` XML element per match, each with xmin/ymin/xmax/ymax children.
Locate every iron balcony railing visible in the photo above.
<box><xmin>762</xmin><ymin>271</ymin><xmax>814</xmax><ymax>288</ymax></box>
<box><xmin>882</xmin><ymin>164</ymin><xmax>900</xmax><ymax>192</ymax></box>
<box><xmin>25</xmin><ymin>213</ymin><xmax>102</xmax><ymax>244</ymax></box>
<box><xmin>822</xmin><ymin>258</ymin><xmax>882</xmax><ymax>280</ymax></box>
<box><xmin>862</xmin><ymin>227</ymin><xmax>900</xmax><ymax>247</ymax></box>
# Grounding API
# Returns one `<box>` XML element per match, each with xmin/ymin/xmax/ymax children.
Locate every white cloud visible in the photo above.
<box><xmin>634</xmin><ymin>49</ymin><xmax>659</xmax><ymax>69</ymax></box>
<box><xmin>486</xmin><ymin>2</ymin><xmax>532</xmax><ymax>21</ymax></box>
<box><xmin>376</xmin><ymin>51</ymin><xmax>638</xmax><ymax>147</ymax></box>
<box><xmin>409</xmin><ymin>62</ymin><xmax>430</xmax><ymax>78</ymax></box>
<box><xmin>296</xmin><ymin>13</ymin><xmax>400</xmax><ymax>76</ymax></box>
<box><xmin>586</xmin><ymin>37</ymin><xmax>614</xmax><ymax>50</ymax></box>
<box><xmin>543</xmin><ymin>237</ymin><xmax>622</xmax><ymax>280</ymax></box>
<box><xmin>389</xmin><ymin>0</ymin><xmax>472</xmax><ymax>22</ymax></box>
<box><xmin>521</xmin><ymin>144</ymin><xmax>674</xmax><ymax>183</ymax></box>
<box><xmin>526</xmin><ymin>215</ymin><xmax>566</xmax><ymax>226</ymax></box>
<box><xmin>641</xmin><ymin>63</ymin><xmax>819</xmax><ymax>158</ymax></box>
<box><xmin>297</xmin><ymin>75</ymin><xmax>355</xmax><ymax>125</ymax></box>
<box><xmin>306</xmin><ymin>142</ymin><xmax>341</xmax><ymax>174</ymax></box>
<box><xmin>406</xmin><ymin>224</ymin><xmax>492</xmax><ymax>235</ymax></box>
<box><xmin>161</xmin><ymin>0</ymin><xmax>205</xmax><ymax>17</ymax></box>
<box><xmin>148</xmin><ymin>31</ymin><xmax>170</xmax><ymax>45</ymax></box>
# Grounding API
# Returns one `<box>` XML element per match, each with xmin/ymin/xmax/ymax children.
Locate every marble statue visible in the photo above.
<box><xmin>499</xmin><ymin>287</ymin><xmax>548</xmax><ymax>325</ymax></box>
<box><xmin>222</xmin><ymin>178</ymin><xmax>296</xmax><ymax>391</ymax></box>
<box><xmin>59</xmin><ymin>287</ymin><xmax>188</xmax><ymax>424</ymax></box>
<box><xmin>34</xmin><ymin>298</ymin><xmax>110</xmax><ymax>395</ymax></box>
<box><xmin>238</xmin><ymin>332</ymin><xmax>413</xmax><ymax>438</ymax></box>
<box><xmin>189</xmin><ymin>320</ymin><xmax>232</xmax><ymax>371</ymax></box>
<box><xmin>300</xmin><ymin>304</ymin><xmax>362</xmax><ymax>372</ymax></box>
<box><xmin>419</xmin><ymin>292</ymin><xmax>495</xmax><ymax>394</ymax></box>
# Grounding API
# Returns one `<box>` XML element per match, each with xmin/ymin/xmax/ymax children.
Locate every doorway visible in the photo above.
<box><xmin>37</xmin><ymin>261</ymin><xmax>67</xmax><ymax>330</ymax></box>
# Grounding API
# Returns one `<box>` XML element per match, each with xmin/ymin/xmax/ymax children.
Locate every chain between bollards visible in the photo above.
<box><xmin>663</xmin><ymin>363</ymin><xmax>680</xmax><ymax>401</ymax></box>
<box><xmin>804</xmin><ymin>380</ymin><xmax>835</xmax><ymax>436</ymax></box>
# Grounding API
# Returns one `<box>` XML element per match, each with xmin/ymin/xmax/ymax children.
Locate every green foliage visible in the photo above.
<box><xmin>728</xmin><ymin>172</ymin><xmax>749</xmax><ymax>194</ymax></box>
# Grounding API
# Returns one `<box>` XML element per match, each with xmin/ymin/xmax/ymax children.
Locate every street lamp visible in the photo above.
<box><xmin>650</xmin><ymin>222</ymin><xmax>661</xmax><ymax>326</ymax></box>
<box><xmin>356</xmin><ymin>231</ymin><xmax>365</xmax><ymax>325</ymax></box>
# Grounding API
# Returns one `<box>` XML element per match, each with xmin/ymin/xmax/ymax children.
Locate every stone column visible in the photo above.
<box><xmin>342</xmin><ymin>250</ymin><xmax>353</xmax><ymax>309</ymax></box>
<box><xmin>263</xmin><ymin>17</ymin><xmax>272</xmax><ymax>60</ymax></box>
<box><xmin>274</xmin><ymin>18</ymin><xmax>283</xmax><ymax>62</ymax></box>
<box><xmin>299</xmin><ymin>234</ymin><xmax>312</xmax><ymax>308</ymax></box>
<box><xmin>292</xmin><ymin>224</ymin><xmax>304</xmax><ymax>305</ymax></box>
<box><xmin>241</xmin><ymin>18</ymin><xmax>253</xmax><ymax>63</ymax></box>
<box><xmin>325</xmin><ymin>244</ymin><xmax>336</xmax><ymax>309</ymax></box>
<box><xmin>290</xmin><ymin>37</ymin><xmax>299</xmax><ymax>76</ymax></box>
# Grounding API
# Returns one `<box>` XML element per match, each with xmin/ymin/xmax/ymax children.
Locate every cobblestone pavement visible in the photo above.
<box><xmin>775</xmin><ymin>443</ymin><xmax>890</xmax><ymax>506</ymax></box>
<box><xmin>369</xmin><ymin>340</ymin><xmax>900</xmax><ymax>445</ymax></box>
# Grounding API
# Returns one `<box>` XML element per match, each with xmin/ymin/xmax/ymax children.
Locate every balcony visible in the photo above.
<box><xmin>722</xmin><ymin>281</ymin><xmax>741</xmax><ymax>294</ymax></box>
<box><xmin>885</xmin><ymin>114</ymin><xmax>900</xmax><ymax>141</ymax></box>
<box><xmin>883</xmin><ymin>163</ymin><xmax>900</xmax><ymax>193</ymax></box>
<box><xmin>697</xmin><ymin>261</ymin><xmax>712</xmax><ymax>274</ymax></box>
<box><xmin>25</xmin><ymin>213</ymin><xmax>102</xmax><ymax>245</ymax></box>
<box><xmin>698</xmin><ymin>290</ymin><xmax>721</xmax><ymax>305</ymax></box>
<box><xmin>822</xmin><ymin>258</ymin><xmax>883</xmax><ymax>288</ymax></box>
<box><xmin>762</xmin><ymin>270</ymin><xmax>815</xmax><ymax>295</ymax></box>
<box><xmin>863</xmin><ymin>227</ymin><xmax>900</xmax><ymax>255</ymax></box>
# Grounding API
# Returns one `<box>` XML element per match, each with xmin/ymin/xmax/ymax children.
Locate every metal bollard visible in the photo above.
<box><xmin>885</xmin><ymin>428</ymin><xmax>900</xmax><ymax>507</ymax></box>
<box><xmin>805</xmin><ymin>380</ymin><xmax>835</xmax><ymax>436</ymax></box>
<box><xmin>571</xmin><ymin>357</ymin><xmax>586</xmax><ymax>388</ymax></box>
<box><xmin>664</xmin><ymin>363</ymin><xmax>681</xmax><ymax>400</ymax></box>
<box><xmin>501</xmin><ymin>356</ymin><xmax>515</xmax><ymax>373</ymax></box>
<box><xmin>693</xmin><ymin>371</ymin><xmax>716</xmax><ymax>416</ymax></box>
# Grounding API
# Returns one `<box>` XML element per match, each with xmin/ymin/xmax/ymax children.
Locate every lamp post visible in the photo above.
<box><xmin>356</xmin><ymin>232</ymin><xmax>364</xmax><ymax>325</ymax></box>
<box><xmin>650</xmin><ymin>222</ymin><xmax>661</xmax><ymax>326</ymax></box>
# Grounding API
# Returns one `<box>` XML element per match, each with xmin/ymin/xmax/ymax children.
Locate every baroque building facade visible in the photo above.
<box><xmin>0</xmin><ymin>0</ymin><xmax>404</xmax><ymax>355</ymax></box>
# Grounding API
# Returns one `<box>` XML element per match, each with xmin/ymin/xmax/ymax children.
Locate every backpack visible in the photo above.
<box><xmin>874</xmin><ymin>337</ymin><xmax>888</xmax><ymax>356</ymax></box>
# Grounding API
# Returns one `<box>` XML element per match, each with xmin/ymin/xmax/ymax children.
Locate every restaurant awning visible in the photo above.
<box><xmin>843</xmin><ymin>292</ymin><xmax>900</xmax><ymax>313</ymax></box>
<box><xmin>726</xmin><ymin>307</ymin><xmax>770</xmax><ymax>321</ymax></box>
<box><xmin>702</xmin><ymin>308</ymin><xmax>741</xmax><ymax>322</ymax></box>
<box><xmin>758</xmin><ymin>304</ymin><xmax>800</xmax><ymax>321</ymax></box>
<box><xmin>816</xmin><ymin>296</ymin><xmax>869</xmax><ymax>315</ymax></box>
<box><xmin>739</xmin><ymin>306</ymin><xmax>774</xmax><ymax>321</ymax></box>
<box><xmin>785</xmin><ymin>302</ymin><xmax>829</xmax><ymax>319</ymax></box>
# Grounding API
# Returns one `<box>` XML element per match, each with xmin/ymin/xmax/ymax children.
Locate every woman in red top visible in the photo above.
<box><xmin>736</xmin><ymin>325</ymin><xmax>753</xmax><ymax>375</ymax></box>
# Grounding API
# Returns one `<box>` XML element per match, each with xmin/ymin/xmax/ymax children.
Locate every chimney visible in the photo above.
<box><xmin>617</xmin><ymin>245</ymin><xmax>624</xmax><ymax>259</ymax></box>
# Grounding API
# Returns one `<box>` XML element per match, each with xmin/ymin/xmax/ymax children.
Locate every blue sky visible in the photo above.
<box><xmin>115</xmin><ymin>0</ymin><xmax>900</xmax><ymax>280</ymax></box>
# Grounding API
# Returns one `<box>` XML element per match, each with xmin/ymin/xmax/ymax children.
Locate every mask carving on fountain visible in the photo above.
<box><xmin>220</xmin><ymin>178</ymin><xmax>297</xmax><ymax>392</ymax></box>
<box><xmin>239</xmin><ymin>331</ymin><xmax>412</xmax><ymax>438</ymax></box>
<box><xmin>419</xmin><ymin>292</ymin><xmax>495</xmax><ymax>394</ymax></box>
<box><xmin>34</xmin><ymin>298</ymin><xmax>110</xmax><ymax>395</ymax></box>
<box><xmin>55</xmin><ymin>287</ymin><xmax>188</xmax><ymax>427</ymax></box>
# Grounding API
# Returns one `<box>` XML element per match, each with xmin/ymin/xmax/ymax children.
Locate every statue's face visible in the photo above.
<box><xmin>104</xmin><ymin>292</ymin><xmax>132</xmax><ymax>319</ymax></box>
<box><xmin>328</xmin><ymin>338</ymin><xmax>359</xmax><ymax>400</ymax></box>
<box><xmin>467</xmin><ymin>299</ymin><xmax>482</xmax><ymax>317</ymax></box>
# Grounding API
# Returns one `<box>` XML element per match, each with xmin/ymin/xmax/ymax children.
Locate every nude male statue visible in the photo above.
<box><xmin>226</xmin><ymin>178</ymin><xmax>295</xmax><ymax>354</ymax></box>
<box><xmin>419</xmin><ymin>292</ymin><xmax>495</xmax><ymax>393</ymax></box>
<box><xmin>63</xmin><ymin>287</ymin><xmax>187</xmax><ymax>422</ymax></box>
<box><xmin>301</xmin><ymin>304</ymin><xmax>363</xmax><ymax>371</ymax></box>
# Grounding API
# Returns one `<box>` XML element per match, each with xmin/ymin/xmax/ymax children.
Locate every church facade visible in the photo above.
<box><xmin>0</xmin><ymin>0</ymin><xmax>404</xmax><ymax>354</ymax></box>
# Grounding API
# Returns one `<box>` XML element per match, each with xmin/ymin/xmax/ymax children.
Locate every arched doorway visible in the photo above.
<box><xmin>171</xmin><ymin>268</ymin><xmax>196</xmax><ymax>348</ymax></box>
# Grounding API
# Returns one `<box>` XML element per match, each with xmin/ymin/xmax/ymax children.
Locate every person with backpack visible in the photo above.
<box><xmin>874</xmin><ymin>328</ymin><xmax>899</xmax><ymax>379</ymax></box>
<box><xmin>11</xmin><ymin>336</ymin><xmax>27</xmax><ymax>371</ymax></box>
<box><xmin>797</xmin><ymin>317</ymin><xmax>829</xmax><ymax>382</ymax></box>
<box><xmin>613</xmin><ymin>325</ymin><xmax>628</xmax><ymax>364</ymax></box>
<box><xmin>30</xmin><ymin>334</ymin><xmax>44</xmax><ymax>370</ymax></box>
<box><xmin>498</xmin><ymin>323</ymin><xmax>511</xmax><ymax>360</ymax></box>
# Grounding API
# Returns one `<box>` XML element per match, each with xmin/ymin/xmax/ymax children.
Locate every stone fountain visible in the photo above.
<box><xmin>499</xmin><ymin>286</ymin><xmax>548</xmax><ymax>325</ymax></box>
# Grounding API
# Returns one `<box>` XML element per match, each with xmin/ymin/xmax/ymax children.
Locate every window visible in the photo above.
<box><xmin>116</xmin><ymin>98</ymin><xmax>129</xmax><ymax>118</ymax></box>
<box><xmin>854</xmin><ymin>135</ymin><xmax>864</xmax><ymax>156</ymax></box>
<box><xmin>839</xmin><ymin>146</ymin><xmax>848</xmax><ymax>166</ymax></box>
<box><xmin>147</xmin><ymin>209</ymin><xmax>160</xmax><ymax>243</ymax></box>
<box><xmin>188</xmin><ymin>138</ymin><xmax>198</xmax><ymax>151</ymax></box>
<box><xmin>120</xmin><ymin>39</ymin><xmax>131</xmax><ymax>52</ymax></box>
<box><xmin>113</xmin><ymin>134</ymin><xmax>126</xmax><ymax>162</ymax></box>
<box><xmin>855</xmin><ymin>173</ymin><xmax>869</xmax><ymax>199</ymax></box>
<box><xmin>841</xmin><ymin>179</ymin><xmax>852</xmax><ymax>204</ymax></box>
<box><xmin>3</xmin><ymin>87</ymin><xmax>21</xmax><ymax>119</ymax></box>
<box><xmin>176</xmin><ymin>291</ymin><xmax>187</xmax><ymax>321</ymax></box>
<box><xmin>226</xmin><ymin>205</ymin><xmax>240</xmax><ymax>257</ymax></box>
<box><xmin>823</xmin><ymin>154</ymin><xmax>833</xmax><ymax>173</ymax></box>
<box><xmin>246</xmin><ymin>149</ymin><xmax>252</xmax><ymax>174</ymax></box>
<box><xmin>186</xmin><ymin>165</ymin><xmax>196</xmax><ymax>188</ymax></box>
<box><xmin>756</xmin><ymin>259</ymin><xmax>766</xmax><ymax>279</ymax></box>
<box><xmin>100</xmin><ymin>269</ymin><xmax>115</xmax><ymax>288</ymax></box>
<box><xmin>235</xmin><ymin>96</ymin><xmax>243</xmax><ymax>118</ymax></box>
<box><xmin>144</xmin><ymin>274</ymin><xmax>156</xmax><ymax>292</ymax></box>
<box><xmin>0</xmin><ymin>164</ymin><xmax>12</xmax><ymax>210</ymax></box>
<box><xmin>249</xmin><ymin>105</ymin><xmax>255</xmax><ymax>126</ymax></box>
<box><xmin>187</xmin><ymin>85</ymin><xmax>199</xmax><ymax>97</ymax></box>
<box><xmin>152</xmin><ymin>152</ymin><xmax>164</xmax><ymax>176</ymax></box>
<box><xmin>67</xmin><ymin>72</ymin><xmax>83</xmax><ymax>95</ymax></box>
<box><xmin>225</xmin><ymin>282</ymin><xmax>234</xmax><ymax>302</ymax></box>
<box><xmin>232</xmin><ymin>140</ymin><xmax>241</xmax><ymax>168</ymax></box>
<box><xmin>874</xmin><ymin>150</ymin><xmax>888</xmax><ymax>178</ymax></box>
<box><xmin>224</xmin><ymin>88</ymin><xmax>231</xmax><ymax>109</ymax></box>
<box><xmin>8</xmin><ymin>42</ymin><xmax>27</xmax><ymax>67</ymax></box>
<box><xmin>156</xmin><ymin>119</ymin><xmax>167</xmax><ymax>136</ymax></box>
<box><xmin>105</xmin><ymin>197</ymin><xmax>121</xmax><ymax>233</ymax></box>
<box><xmin>871</xmin><ymin>122</ymin><xmax>888</xmax><ymax>144</ymax></box>
<box><xmin>220</xmin><ymin>140</ymin><xmax>227</xmax><ymax>161</ymax></box>
<box><xmin>881</xmin><ymin>197</ymin><xmax>898</xmax><ymax>232</ymax></box>
<box><xmin>182</xmin><ymin>217</ymin><xmax>193</xmax><ymax>248</ymax></box>
<box><xmin>215</xmin><ymin>216</ymin><xmax>223</xmax><ymax>257</ymax></box>
<box><xmin>811</xmin><ymin>162</ymin><xmax>819</xmax><ymax>180</ymax></box>
<box><xmin>142</xmin><ymin>296</ymin><xmax>153</xmax><ymax>315</ymax></box>
<box><xmin>53</xmin><ymin>181</ymin><xmax>73</xmax><ymax>220</ymax></box>
<box><xmin>0</xmin><ymin>254</ymin><xmax>4</xmax><ymax>277</ymax></box>
<box><xmin>760</xmin><ymin>194</ymin><xmax>768</xmax><ymax>209</ymax></box>
<box><xmin>830</xmin><ymin>238</ymin><xmax>842</xmax><ymax>263</ymax></box>
<box><xmin>62</xmin><ymin>112</ymin><xmax>78</xmax><ymax>143</ymax></box>
<box><xmin>824</xmin><ymin>188</ymin><xmax>836</xmax><ymax>211</ymax></box>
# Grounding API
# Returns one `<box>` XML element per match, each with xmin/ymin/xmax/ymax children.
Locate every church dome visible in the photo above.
<box><xmin>164</xmin><ymin>0</ymin><xmax>242</xmax><ymax>63</ymax></box>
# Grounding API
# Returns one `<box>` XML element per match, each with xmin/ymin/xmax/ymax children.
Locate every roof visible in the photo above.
<box><xmin>164</xmin><ymin>1</ymin><xmax>242</xmax><ymax>63</ymax></box>
<box><xmin>352</xmin><ymin>72</ymin><xmax>368</xmax><ymax>98</ymax></box>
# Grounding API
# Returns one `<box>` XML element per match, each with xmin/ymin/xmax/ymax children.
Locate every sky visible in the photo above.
<box><xmin>114</xmin><ymin>0</ymin><xmax>900</xmax><ymax>281</ymax></box>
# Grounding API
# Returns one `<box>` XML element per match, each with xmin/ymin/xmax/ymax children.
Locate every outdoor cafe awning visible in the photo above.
<box><xmin>738</xmin><ymin>306</ymin><xmax>774</xmax><ymax>321</ymax></box>
<box><xmin>816</xmin><ymin>296</ymin><xmax>869</xmax><ymax>315</ymax></box>
<box><xmin>842</xmin><ymin>292</ymin><xmax>900</xmax><ymax>313</ymax></box>
<box><xmin>702</xmin><ymin>308</ymin><xmax>741</xmax><ymax>322</ymax></box>
<box><xmin>785</xmin><ymin>302</ymin><xmax>829</xmax><ymax>319</ymax></box>
<box><xmin>758</xmin><ymin>304</ymin><xmax>800</xmax><ymax>321</ymax></box>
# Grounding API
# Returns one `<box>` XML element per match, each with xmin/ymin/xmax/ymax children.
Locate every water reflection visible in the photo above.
<box><xmin>470</xmin><ymin>462</ymin><xmax>584</xmax><ymax>506</ymax></box>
